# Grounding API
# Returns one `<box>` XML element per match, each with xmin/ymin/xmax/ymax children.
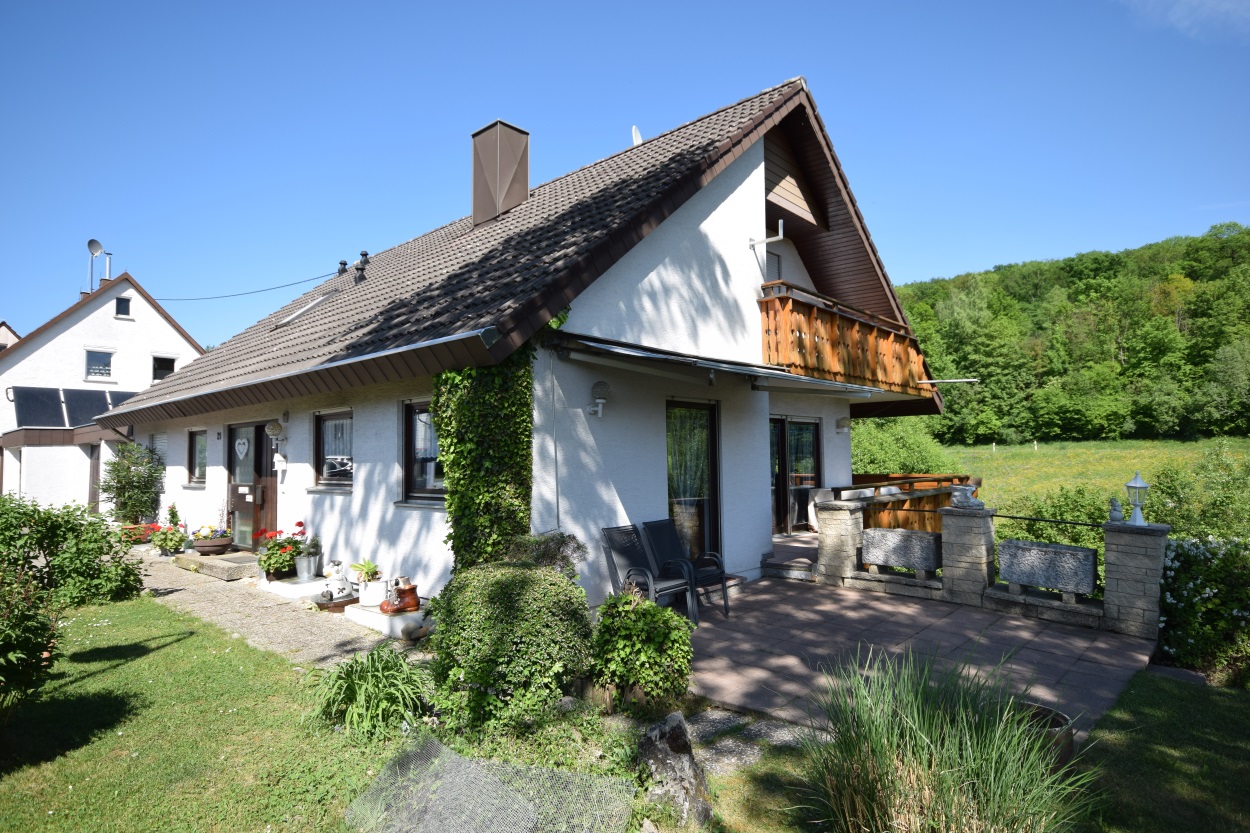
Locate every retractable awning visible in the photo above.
<box><xmin>549</xmin><ymin>333</ymin><xmax>884</xmax><ymax>398</ymax></box>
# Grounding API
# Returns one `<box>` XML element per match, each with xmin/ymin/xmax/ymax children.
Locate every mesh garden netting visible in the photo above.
<box><xmin>345</xmin><ymin>734</ymin><xmax>636</xmax><ymax>833</ymax></box>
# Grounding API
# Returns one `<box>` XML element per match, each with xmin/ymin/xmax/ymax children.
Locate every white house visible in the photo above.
<box><xmin>98</xmin><ymin>79</ymin><xmax>941</xmax><ymax>603</ymax></box>
<box><xmin>0</xmin><ymin>274</ymin><xmax>203</xmax><ymax>509</ymax></box>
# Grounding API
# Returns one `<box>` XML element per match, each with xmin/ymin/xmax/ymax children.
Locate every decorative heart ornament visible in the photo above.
<box><xmin>234</xmin><ymin>437</ymin><xmax>250</xmax><ymax>459</ymax></box>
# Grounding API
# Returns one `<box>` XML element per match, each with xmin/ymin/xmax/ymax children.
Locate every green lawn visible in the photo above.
<box><xmin>1081</xmin><ymin>671</ymin><xmax>1250</xmax><ymax>833</ymax></box>
<box><xmin>944</xmin><ymin>438</ymin><xmax>1250</xmax><ymax>511</ymax></box>
<box><xmin>0</xmin><ymin>597</ymin><xmax>394</xmax><ymax>833</ymax></box>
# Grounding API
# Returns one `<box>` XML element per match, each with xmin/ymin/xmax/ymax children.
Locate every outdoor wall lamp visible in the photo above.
<box><xmin>587</xmin><ymin>381</ymin><xmax>611</xmax><ymax>418</ymax></box>
<box><xmin>264</xmin><ymin>420</ymin><xmax>285</xmax><ymax>450</ymax></box>
<box><xmin>1125</xmin><ymin>471</ymin><xmax>1150</xmax><ymax>526</ymax></box>
<box><xmin>834</xmin><ymin>417</ymin><xmax>850</xmax><ymax>434</ymax></box>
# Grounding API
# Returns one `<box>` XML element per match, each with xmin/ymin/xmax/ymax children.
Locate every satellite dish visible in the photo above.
<box><xmin>87</xmin><ymin>239</ymin><xmax>104</xmax><ymax>256</ymax></box>
<box><xmin>631</xmin><ymin>126</ymin><xmax>642</xmax><ymax>147</ymax></box>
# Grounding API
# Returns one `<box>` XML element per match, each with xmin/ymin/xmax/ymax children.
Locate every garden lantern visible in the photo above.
<box><xmin>1125</xmin><ymin>471</ymin><xmax>1149</xmax><ymax>526</ymax></box>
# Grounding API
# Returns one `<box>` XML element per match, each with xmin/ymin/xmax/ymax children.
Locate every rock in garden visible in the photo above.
<box><xmin>638</xmin><ymin>712</ymin><xmax>712</xmax><ymax>825</ymax></box>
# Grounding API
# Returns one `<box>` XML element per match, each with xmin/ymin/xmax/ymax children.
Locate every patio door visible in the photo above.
<box><xmin>771</xmin><ymin>417</ymin><xmax>821</xmax><ymax>534</ymax></box>
<box><xmin>666</xmin><ymin>401</ymin><xmax>720</xmax><ymax>558</ymax></box>
<box><xmin>228</xmin><ymin>423</ymin><xmax>277</xmax><ymax>551</ymax></box>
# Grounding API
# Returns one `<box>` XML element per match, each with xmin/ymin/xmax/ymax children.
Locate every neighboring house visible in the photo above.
<box><xmin>98</xmin><ymin>78</ymin><xmax>941</xmax><ymax>603</ymax></box>
<box><xmin>0</xmin><ymin>274</ymin><xmax>204</xmax><ymax>510</ymax></box>
<box><xmin>0</xmin><ymin>322</ymin><xmax>18</xmax><ymax>352</ymax></box>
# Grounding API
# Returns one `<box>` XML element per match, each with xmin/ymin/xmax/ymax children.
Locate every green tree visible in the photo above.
<box><xmin>99</xmin><ymin>443</ymin><xmax>165</xmax><ymax>524</ymax></box>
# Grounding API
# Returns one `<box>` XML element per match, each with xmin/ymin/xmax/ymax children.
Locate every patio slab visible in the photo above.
<box><xmin>691</xmin><ymin>577</ymin><xmax>1156</xmax><ymax>737</ymax></box>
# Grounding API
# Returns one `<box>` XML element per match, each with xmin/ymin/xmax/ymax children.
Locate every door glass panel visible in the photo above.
<box><xmin>229</xmin><ymin>426</ymin><xmax>255</xmax><ymax>547</ymax></box>
<box><xmin>787</xmin><ymin>421</ymin><xmax>820</xmax><ymax>529</ymax></box>
<box><xmin>666</xmin><ymin>403</ymin><xmax>719</xmax><ymax>558</ymax></box>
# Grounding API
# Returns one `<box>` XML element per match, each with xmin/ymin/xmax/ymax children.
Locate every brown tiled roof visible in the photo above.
<box><xmin>102</xmin><ymin>78</ymin><xmax>908</xmax><ymax>427</ymax></box>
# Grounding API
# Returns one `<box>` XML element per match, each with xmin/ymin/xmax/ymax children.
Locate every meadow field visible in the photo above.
<box><xmin>943</xmin><ymin>437</ymin><xmax>1250</xmax><ymax>512</ymax></box>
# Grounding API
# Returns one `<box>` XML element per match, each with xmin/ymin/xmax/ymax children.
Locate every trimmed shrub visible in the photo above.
<box><xmin>800</xmin><ymin>649</ymin><xmax>1098</xmax><ymax>832</ymax></box>
<box><xmin>0</xmin><ymin>494</ymin><xmax>143</xmax><ymax>607</ymax></box>
<box><xmin>0</xmin><ymin>563</ymin><xmax>59</xmax><ymax>726</ymax></box>
<box><xmin>500</xmin><ymin>530</ymin><xmax>588</xmax><ymax>580</ymax></box>
<box><xmin>592</xmin><ymin>590</ymin><xmax>694</xmax><ymax>707</ymax></box>
<box><xmin>851</xmin><ymin>417</ymin><xmax>954</xmax><ymax>476</ymax></box>
<box><xmin>305</xmin><ymin>642</ymin><xmax>435</xmax><ymax>742</ymax></box>
<box><xmin>428</xmin><ymin>563</ymin><xmax>592</xmax><ymax>729</ymax></box>
<box><xmin>1160</xmin><ymin>537</ymin><xmax>1250</xmax><ymax>681</ymax></box>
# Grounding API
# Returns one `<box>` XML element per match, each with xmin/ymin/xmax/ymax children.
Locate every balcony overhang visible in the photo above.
<box><xmin>546</xmin><ymin>332</ymin><xmax>883</xmax><ymax>398</ymax></box>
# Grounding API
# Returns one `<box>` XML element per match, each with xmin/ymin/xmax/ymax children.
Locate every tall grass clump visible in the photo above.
<box><xmin>799</xmin><ymin>649</ymin><xmax>1098</xmax><ymax>832</ymax></box>
<box><xmin>305</xmin><ymin>642</ymin><xmax>435</xmax><ymax>741</ymax></box>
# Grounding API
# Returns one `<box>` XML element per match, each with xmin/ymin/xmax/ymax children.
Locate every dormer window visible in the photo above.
<box><xmin>115</xmin><ymin>297</ymin><xmax>132</xmax><ymax>317</ymax></box>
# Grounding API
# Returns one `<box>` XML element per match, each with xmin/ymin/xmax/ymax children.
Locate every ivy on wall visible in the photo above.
<box><xmin>431</xmin><ymin>343</ymin><xmax>535</xmax><ymax>569</ymax></box>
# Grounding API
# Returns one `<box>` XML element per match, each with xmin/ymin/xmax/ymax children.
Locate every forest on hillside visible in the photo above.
<box><xmin>896</xmin><ymin>222</ymin><xmax>1250</xmax><ymax>445</ymax></box>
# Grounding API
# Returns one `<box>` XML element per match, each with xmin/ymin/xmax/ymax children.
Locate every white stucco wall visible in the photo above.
<box><xmin>136</xmin><ymin>378</ymin><xmax>454</xmax><ymax>597</ymax></box>
<box><xmin>19</xmin><ymin>445</ymin><xmax>90</xmax><ymax>507</ymax></box>
<box><xmin>768</xmin><ymin>237</ymin><xmax>816</xmax><ymax>293</ymax></box>
<box><xmin>561</xmin><ymin>143</ymin><xmax>769</xmax><ymax>365</ymax></box>
<box><xmin>532</xmin><ymin>347</ymin><xmax>774</xmax><ymax>606</ymax></box>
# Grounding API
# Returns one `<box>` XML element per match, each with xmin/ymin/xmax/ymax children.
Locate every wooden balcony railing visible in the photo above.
<box><xmin>758</xmin><ymin>281</ymin><xmax>936</xmax><ymax>399</ymax></box>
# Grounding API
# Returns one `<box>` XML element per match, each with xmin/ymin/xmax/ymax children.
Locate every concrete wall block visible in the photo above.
<box><xmin>942</xmin><ymin>589</ymin><xmax>985</xmax><ymax>607</ymax></box>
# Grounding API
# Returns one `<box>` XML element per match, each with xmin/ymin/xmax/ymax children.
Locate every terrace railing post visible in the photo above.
<box><xmin>937</xmin><ymin>506</ymin><xmax>997</xmax><ymax>605</ymax></box>
<box><xmin>1102</xmin><ymin>521</ymin><xmax>1170</xmax><ymax>639</ymax></box>
<box><xmin>814</xmin><ymin>500</ymin><xmax>863</xmax><ymax>585</ymax></box>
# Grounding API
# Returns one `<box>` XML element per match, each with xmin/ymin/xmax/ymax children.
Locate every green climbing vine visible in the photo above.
<box><xmin>431</xmin><ymin>343</ymin><xmax>535</xmax><ymax>569</ymax></box>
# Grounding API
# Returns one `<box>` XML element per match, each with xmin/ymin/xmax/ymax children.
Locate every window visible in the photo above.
<box><xmin>153</xmin><ymin>356</ymin><xmax>176</xmax><ymax>381</ymax></box>
<box><xmin>115</xmin><ymin>297</ymin><xmax>132</xmax><ymax>317</ymax></box>
<box><xmin>766</xmin><ymin>251</ymin><xmax>782</xmax><ymax>282</ymax></box>
<box><xmin>316</xmin><ymin>412</ymin><xmax>353</xmax><ymax>485</ymax></box>
<box><xmin>188</xmin><ymin>431</ymin><xmax>207</xmax><ymax>483</ymax></box>
<box><xmin>86</xmin><ymin>350</ymin><xmax>113</xmax><ymax>378</ymax></box>
<box><xmin>404</xmin><ymin>404</ymin><xmax>444</xmax><ymax>499</ymax></box>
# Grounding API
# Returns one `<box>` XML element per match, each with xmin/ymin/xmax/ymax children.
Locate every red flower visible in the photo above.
<box><xmin>295</xmin><ymin>521</ymin><xmax>304</xmax><ymax>527</ymax></box>
<box><xmin>266</xmin><ymin>531</ymin><xmax>278</xmax><ymax>540</ymax></box>
<box><xmin>252</xmin><ymin>531</ymin><xmax>263</xmax><ymax>540</ymax></box>
<box><xmin>280</xmin><ymin>546</ymin><xmax>291</xmax><ymax>553</ymax></box>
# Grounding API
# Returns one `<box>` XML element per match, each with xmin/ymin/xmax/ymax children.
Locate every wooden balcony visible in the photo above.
<box><xmin>758</xmin><ymin>281</ymin><xmax>937</xmax><ymax>401</ymax></box>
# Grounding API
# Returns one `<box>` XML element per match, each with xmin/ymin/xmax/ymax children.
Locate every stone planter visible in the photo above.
<box><xmin>193</xmin><ymin>537</ymin><xmax>233</xmax><ymax>556</ymax></box>
<box><xmin>294</xmin><ymin>554</ymin><xmax>320</xmax><ymax>583</ymax></box>
<box><xmin>1022</xmin><ymin>702</ymin><xmax>1076</xmax><ymax>772</ymax></box>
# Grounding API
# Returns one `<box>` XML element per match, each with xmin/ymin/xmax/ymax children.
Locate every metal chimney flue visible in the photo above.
<box><xmin>472</xmin><ymin>120</ymin><xmax>529</xmax><ymax>226</ymax></box>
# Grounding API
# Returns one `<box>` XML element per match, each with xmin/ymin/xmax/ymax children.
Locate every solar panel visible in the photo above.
<box><xmin>63</xmin><ymin>389</ymin><xmax>110</xmax><ymax>427</ymax></box>
<box><xmin>108</xmin><ymin>391</ymin><xmax>138</xmax><ymax>408</ymax></box>
<box><xmin>11</xmin><ymin>387</ymin><xmax>66</xmax><ymax>428</ymax></box>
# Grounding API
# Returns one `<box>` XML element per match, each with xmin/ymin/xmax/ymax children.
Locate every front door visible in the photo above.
<box><xmin>770</xmin><ymin>417</ymin><xmax>821</xmax><ymax>534</ymax></box>
<box><xmin>228</xmin><ymin>424</ymin><xmax>278</xmax><ymax>551</ymax></box>
<box><xmin>666</xmin><ymin>401</ymin><xmax>720</xmax><ymax>558</ymax></box>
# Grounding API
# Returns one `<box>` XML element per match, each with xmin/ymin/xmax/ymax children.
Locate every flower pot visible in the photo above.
<box><xmin>264</xmin><ymin>569</ymin><xmax>295</xmax><ymax>582</ymax></box>
<box><xmin>193</xmin><ymin>537</ymin><xmax>234</xmax><ymax>556</ymax></box>
<box><xmin>1022</xmin><ymin>702</ymin><xmax>1076</xmax><ymax>772</ymax></box>
<box><xmin>358</xmin><ymin>580</ymin><xmax>387</xmax><ymax>608</ymax></box>
<box><xmin>294</xmin><ymin>554</ymin><xmax>321</xmax><ymax>583</ymax></box>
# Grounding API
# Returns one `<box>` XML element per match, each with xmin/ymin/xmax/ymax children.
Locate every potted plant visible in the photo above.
<box><xmin>255</xmin><ymin>523</ymin><xmax>307</xmax><ymax>581</ymax></box>
<box><xmin>148</xmin><ymin>523</ymin><xmax>186</xmax><ymax>556</ymax></box>
<box><xmin>192</xmin><ymin>525</ymin><xmax>234</xmax><ymax>555</ymax></box>
<box><xmin>295</xmin><ymin>534</ymin><xmax>322</xmax><ymax>583</ymax></box>
<box><xmin>351</xmin><ymin>559</ymin><xmax>385</xmax><ymax>606</ymax></box>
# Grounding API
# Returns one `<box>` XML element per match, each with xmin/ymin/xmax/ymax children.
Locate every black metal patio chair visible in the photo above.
<box><xmin>601</xmin><ymin>524</ymin><xmax>698</xmax><ymax>626</ymax></box>
<box><xmin>643</xmin><ymin>518</ymin><xmax>730</xmax><ymax>617</ymax></box>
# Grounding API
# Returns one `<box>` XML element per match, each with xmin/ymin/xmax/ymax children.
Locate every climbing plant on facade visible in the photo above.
<box><xmin>431</xmin><ymin>342</ymin><xmax>535</xmax><ymax>569</ymax></box>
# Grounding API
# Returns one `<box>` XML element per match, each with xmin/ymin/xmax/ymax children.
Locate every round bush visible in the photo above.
<box><xmin>429</xmin><ymin>564</ymin><xmax>592</xmax><ymax>728</ymax></box>
<box><xmin>592</xmin><ymin>591</ymin><xmax>694</xmax><ymax>706</ymax></box>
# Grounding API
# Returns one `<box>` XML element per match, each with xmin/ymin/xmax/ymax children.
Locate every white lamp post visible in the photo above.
<box><xmin>1125</xmin><ymin>471</ymin><xmax>1150</xmax><ymax>526</ymax></box>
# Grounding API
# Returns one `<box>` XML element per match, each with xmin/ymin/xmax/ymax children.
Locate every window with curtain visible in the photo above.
<box><xmin>316</xmin><ymin>412</ymin><xmax>353</xmax><ymax>485</ymax></box>
<box><xmin>188</xmin><ymin>431</ymin><xmax>207</xmax><ymax>482</ymax></box>
<box><xmin>403</xmin><ymin>403</ymin><xmax>444</xmax><ymax>499</ymax></box>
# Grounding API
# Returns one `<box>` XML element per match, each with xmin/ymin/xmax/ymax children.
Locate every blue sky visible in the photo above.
<box><xmin>2</xmin><ymin>0</ymin><xmax>1247</xmax><ymax>347</ymax></box>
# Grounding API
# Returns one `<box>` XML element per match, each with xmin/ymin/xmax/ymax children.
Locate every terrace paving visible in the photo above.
<box><xmin>690</xmin><ymin>577</ymin><xmax>1155</xmax><ymax>738</ymax></box>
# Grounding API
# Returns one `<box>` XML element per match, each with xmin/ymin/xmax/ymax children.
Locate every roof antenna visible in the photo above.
<box><xmin>87</xmin><ymin>239</ymin><xmax>104</xmax><ymax>291</ymax></box>
<box><xmin>631</xmin><ymin>125</ymin><xmax>642</xmax><ymax>146</ymax></box>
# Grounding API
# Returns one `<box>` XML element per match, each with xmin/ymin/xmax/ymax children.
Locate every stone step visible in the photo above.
<box><xmin>760</xmin><ymin>555</ymin><xmax>814</xmax><ymax>582</ymax></box>
<box><xmin>696</xmin><ymin>574</ymin><xmax>749</xmax><ymax>607</ymax></box>
<box><xmin>172</xmin><ymin>551</ymin><xmax>258</xmax><ymax>581</ymax></box>
<box><xmin>345</xmin><ymin>603</ymin><xmax>430</xmax><ymax>639</ymax></box>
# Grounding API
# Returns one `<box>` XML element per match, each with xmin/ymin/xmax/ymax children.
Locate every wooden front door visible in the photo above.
<box><xmin>227</xmin><ymin>423</ymin><xmax>278</xmax><ymax>551</ymax></box>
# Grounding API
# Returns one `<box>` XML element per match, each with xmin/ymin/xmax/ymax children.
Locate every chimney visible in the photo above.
<box><xmin>472</xmin><ymin>120</ymin><xmax>529</xmax><ymax>226</ymax></box>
